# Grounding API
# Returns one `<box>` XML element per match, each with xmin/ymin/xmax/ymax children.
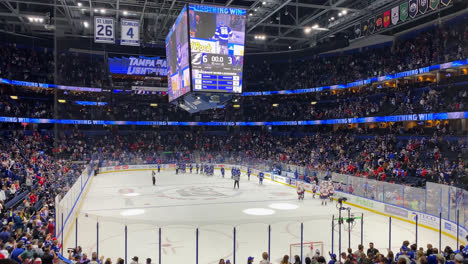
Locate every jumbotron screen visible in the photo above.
<box><xmin>188</xmin><ymin>4</ymin><xmax>246</xmax><ymax>94</ymax></box>
<box><xmin>165</xmin><ymin>6</ymin><xmax>190</xmax><ymax>102</ymax></box>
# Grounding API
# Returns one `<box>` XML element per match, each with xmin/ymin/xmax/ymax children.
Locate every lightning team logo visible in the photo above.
<box><xmin>191</xmin><ymin>53</ymin><xmax>203</xmax><ymax>65</ymax></box>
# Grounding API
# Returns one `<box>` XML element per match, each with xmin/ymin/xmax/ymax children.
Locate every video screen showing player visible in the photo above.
<box><xmin>188</xmin><ymin>4</ymin><xmax>246</xmax><ymax>94</ymax></box>
<box><xmin>165</xmin><ymin>6</ymin><xmax>190</xmax><ymax>102</ymax></box>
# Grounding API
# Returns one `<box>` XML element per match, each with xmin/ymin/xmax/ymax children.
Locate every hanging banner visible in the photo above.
<box><xmin>383</xmin><ymin>10</ymin><xmax>391</xmax><ymax>28</ymax></box>
<box><xmin>400</xmin><ymin>2</ymin><xmax>409</xmax><ymax>22</ymax></box>
<box><xmin>430</xmin><ymin>0</ymin><xmax>439</xmax><ymax>9</ymax></box>
<box><xmin>419</xmin><ymin>0</ymin><xmax>428</xmax><ymax>14</ymax></box>
<box><xmin>361</xmin><ymin>20</ymin><xmax>368</xmax><ymax>36</ymax></box>
<box><xmin>94</xmin><ymin>17</ymin><xmax>115</xmax><ymax>43</ymax></box>
<box><xmin>440</xmin><ymin>0</ymin><xmax>451</xmax><ymax>6</ymax></box>
<box><xmin>376</xmin><ymin>14</ymin><xmax>383</xmax><ymax>31</ymax></box>
<box><xmin>354</xmin><ymin>23</ymin><xmax>361</xmax><ymax>38</ymax></box>
<box><xmin>409</xmin><ymin>0</ymin><xmax>418</xmax><ymax>18</ymax></box>
<box><xmin>391</xmin><ymin>6</ymin><xmax>399</xmax><ymax>25</ymax></box>
<box><xmin>368</xmin><ymin>17</ymin><xmax>375</xmax><ymax>33</ymax></box>
<box><xmin>120</xmin><ymin>19</ymin><xmax>140</xmax><ymax>46</ymax></box>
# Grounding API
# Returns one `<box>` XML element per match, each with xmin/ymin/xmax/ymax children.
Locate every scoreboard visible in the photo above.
<box><xmin>165</xmin><ymin>4</ymin><xmax>246</xmax><ymax>107</ymax></box>
<box><xmin>188</xmin><ymin>4</ymin><xmax>246</xmax><ymax>94</ymax></box>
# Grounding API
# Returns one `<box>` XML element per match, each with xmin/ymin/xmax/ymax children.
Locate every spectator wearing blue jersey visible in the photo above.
<box><xmin>10</xmin><ymin>242</ymin><xmax>24</xmax><ymax>264</ymax></box>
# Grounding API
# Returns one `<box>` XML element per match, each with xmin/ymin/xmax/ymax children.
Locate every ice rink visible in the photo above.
<box><xmin>65</xmin><ymin>169</ymin><xmax>456</xmax><ymax>264</ymax></box>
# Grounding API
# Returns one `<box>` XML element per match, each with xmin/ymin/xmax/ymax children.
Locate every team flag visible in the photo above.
<box><xmin>383</xmin><ymin>10</ymin><xmax>391</xmax><ymax>28</ymax></box>
<box><xmin>391</xmin><ymin>6</ymin><xmax>399</xmax><ymax>25</ymax></box>
<box><xmin>400</xmin><ymin>2</ymin><xmax>409</xmax><ymax>22</ymax></box>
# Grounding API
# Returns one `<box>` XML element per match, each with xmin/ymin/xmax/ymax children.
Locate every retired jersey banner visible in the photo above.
<box><xmin>368</xmin><ymin>17</ymin><xmax>376</xmax><ymax>33</ymax></box>
<box><xmin>376</xmin><ymin>14</ymin><xmax>383</xmax><ymax>30</ymax></box>
<box><xmin>391</xmin><ymin>6</ymin><xmax>399</xmax><ymax>25</ymax></box>
<box><xmin>409</xmin><ymin>0</ymin><xmax>418</xmax><ymax>18</ymax></box>
<box><xmin>354</xmin><ymin>24</ymin><xmax>361</xmax><ymax>38</ymax></box>
<box><xmin>430</xmin><ymin>0</ymin><xmax>439</xmax><ymax>9</ymax></box>
<box><xmin>419</xmin><ymin>0</ymin><xmax>428</xmax><ymax>14</ymax></box>
<box><xmin>383</xmin><ymin>10</ymin><xmax>391</xmax><ymax>28</ymax></box>
<box><xmin>400</xmin><ymin>2</ymin><xmax>409</xmax><ymax>22</ymax></box>
<box><xmin>361</xmin><ymin>21</ymin><xmax>368</xmax><ymax>36</ymax></box>
<box><xmin>440</xmin><ymin>0</ymin><xmax>451</xmax><ymax>6</ymax></box>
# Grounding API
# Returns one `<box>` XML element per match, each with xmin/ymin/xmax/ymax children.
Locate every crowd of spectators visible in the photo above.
<box><xmin>0</xmin><ymin>129</ymin><xmax>90</xmax><ymax>263</ymax></box>
<box><xmin>217</xmin><ymin>240</ymin><xmax>467</xmax><ymax>264</ymax></box>
<box><xmin>245</xmin><ymin>15</ymin><xmax>468</xmax><ymax>91</ymax></box>
<box><xmin>0</xmin><ymin>75</ymin><xmax>466</xmax><ymax>123</ymax></box>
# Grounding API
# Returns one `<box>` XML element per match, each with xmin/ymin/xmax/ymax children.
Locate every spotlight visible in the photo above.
<box><xmin>304</xmin><ymin>27</ymin><xmax>312</xmax><ymax>34</ymax></box>
<box><xmin>83</xmin><ymin>21</ymin><xmax>89</xmax><ymax>28</ymax></box>
<box><xmin>312</xmin><ymin>24</ymin><xmax>318</xmax><ymax>29</ymax></box>
<box><xmin>123</xmin><ymin>10</ymin><xmax>128</xmax><ymax>15</ymax></box>
<box><xmin>100</xmin><ymin>9</ymin><xmax>106</xmax><ymax>14</ymax></box>
<box><xmin>342</xmin><ymin>10</ymin><xmax>347</xmax><ymax>15</ymax></box>
<box><xmin>77</xmin><ymin>2</ymin><xmax>82</xmax><ymax>7</ymax></box>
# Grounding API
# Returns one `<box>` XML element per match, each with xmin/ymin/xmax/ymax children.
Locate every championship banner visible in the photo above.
<box><xmin>419</xmin><ymin>0</ymin><xmax>428</xmax><ymax>14</ymax></box>
<box><xmin>391</xmin><ymin>6</ymin><xmax>399</xmax><ymax>26</ymax></box>
<box><xmin>368</xmin><ymin>17</ymin><xmax>376</xmax><ymax>33</ymax></box>
<box><xmin>400</xmin><ymin>2</ymin><xmax>409</xmax><ymax>22</ymax></box>
<box><xmin>354</xmin><ymin>23</ymin><xmax>361</xmax><ymax>38</ymax></box>
<box><xmin>383</xmin><ymin>10</ymin><xmax>390</xmax><ymax>28</ymax></box>
<box><xmin>94</xmin><ymin>17</ymin><xmax>115</xmax><ymax>43</ymax></box>
<box><xmin>430</xmin><ymin>0</ymin><xmax>439</xmax><ymax>9</ymax></box>
<box><xmin>440</xmin><ymin>0</ymin><xmax>451</xmax><ymax>6</ymax></box>
<box><xmin>120</xmin><ymin>19</ymin><xmax>140</xmax><ymax>46</ymax></box>
<box><xmin>361</xmin><ymin>21</ymin><xmax>368</xmax><ymax>36</ymax></box>
<box><xmin>409</xmin><ymin>0</ymin><xmax>418</xmax><ymax>18</ymax></box>
<box><xmin>376</xmin><ymin>14</ymin><xmax>383</xmax><ymax>31</ymax></box>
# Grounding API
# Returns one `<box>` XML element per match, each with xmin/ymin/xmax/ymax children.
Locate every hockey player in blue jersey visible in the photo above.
<box><xmin>213</xmin><ymin>21</ymin><xmax>232</xmax><ymax>55</ymax></box>
<box><xmin>157</xmin><ymin>163</ymin><xmax>160</xmax><ymax>173</ymax></box>
<box><xmin>196</xmin><ymin>163</ymin><xmax>199</xmax><ymax>174</ymax></box>
<box><xmin>247</xmin><ymin>168</ymin><xmax>251</xmax><ymax>181</ymax></box>
<box><xmin>259</xmin><ymin>171</ymin><xmax>264</xmax><ymax>185</ymax></box>
<box><xmin>189</xmin><ymin>164</ymin><xmax>193</xmax><ymax>173</ymax></box>
<box><xmin>221</xmin><ymin>167</ymin><xmax>225</xmax><ymax>178</ymax></box>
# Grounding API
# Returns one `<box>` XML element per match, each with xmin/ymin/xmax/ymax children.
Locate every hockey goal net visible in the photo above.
<box><xmin>290</xmin><ymin>241</ymin><xmax>324</xmax><ymax>261</ymax></box>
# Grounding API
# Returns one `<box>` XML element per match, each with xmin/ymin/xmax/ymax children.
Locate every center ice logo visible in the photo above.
<box><xmin>159</xmin><ymin>186</ymin><xmax>242</xmax><ymax>200</ymax></box>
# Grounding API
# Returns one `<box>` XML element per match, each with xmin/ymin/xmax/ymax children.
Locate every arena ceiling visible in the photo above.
<box><xmin>0</xmin><ymin>0</ymin><xmax>462</xmax><ymax>51</ymax></box>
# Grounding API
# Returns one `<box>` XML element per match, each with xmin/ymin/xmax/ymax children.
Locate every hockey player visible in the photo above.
<box><xmin>157</xmin><ymin>163</ymin><xmax>161</xmax><ymax>173</ymax></box>
<box><xmin>196</xmin><ymin>163</ymin><xmax>199</xmax><ymax>174</ymax></box>
<box><xmin>189</xmin><ymin>164</ymin><xmax>193</xmax><ymax>173</ymax></box>
<box><xmin>320</xmin><ymin>182</ymin><xmax>329</xmax><ymax>205</ymax></box>
<box><xmin>297</xmin><ymin>183</ymin><xmax>305</xmax><ymax>200</ymax></box>
<box><xmin>175</xmin><ymin>164</ymin><xmax>179</xmax><ymax>175</ymax></box>
<box><xmin>312</xmin><ymin>184</ymin><xmax>317</xmax><ymax>199</ymax></box>
<box><xmin>221</xmin><ymin>167</ymin><xmax>225</xmax><ymax>178</ymax></box>
<box><xmin>247</xmin><ymin>168</ymin><xmax>251</xmax><ymax>181</ymax></box>
<box><xmin>152</xmin><ymin>171</ymin><xmax>156</xmax><ymax>186</ymax></box>
<box><xmin>329</xmin><ymin>181</ymin><xmax>335</xmax><ymax>202</ymax></box>
<box><xmin>259</xmin><ymin>171</ymin><xmax>264</xmax><ymax>185</ymax></box>
<box><xmin>213</xmin><ymin>21</ymin><xmax>232</xmax><ymax>55</ymax></box>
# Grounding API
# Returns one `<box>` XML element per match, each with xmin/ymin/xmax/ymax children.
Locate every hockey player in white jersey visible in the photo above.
<box><xmin>297</xmin><ymin>183</ymin><xmax>305</xmax><ymax>200</ymax></box>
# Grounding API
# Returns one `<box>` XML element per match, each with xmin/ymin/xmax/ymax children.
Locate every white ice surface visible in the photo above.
<box><xmin>65</xmin><ymin>170</ymin><xmax>456</xmax><ymax>264</ymax></box>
